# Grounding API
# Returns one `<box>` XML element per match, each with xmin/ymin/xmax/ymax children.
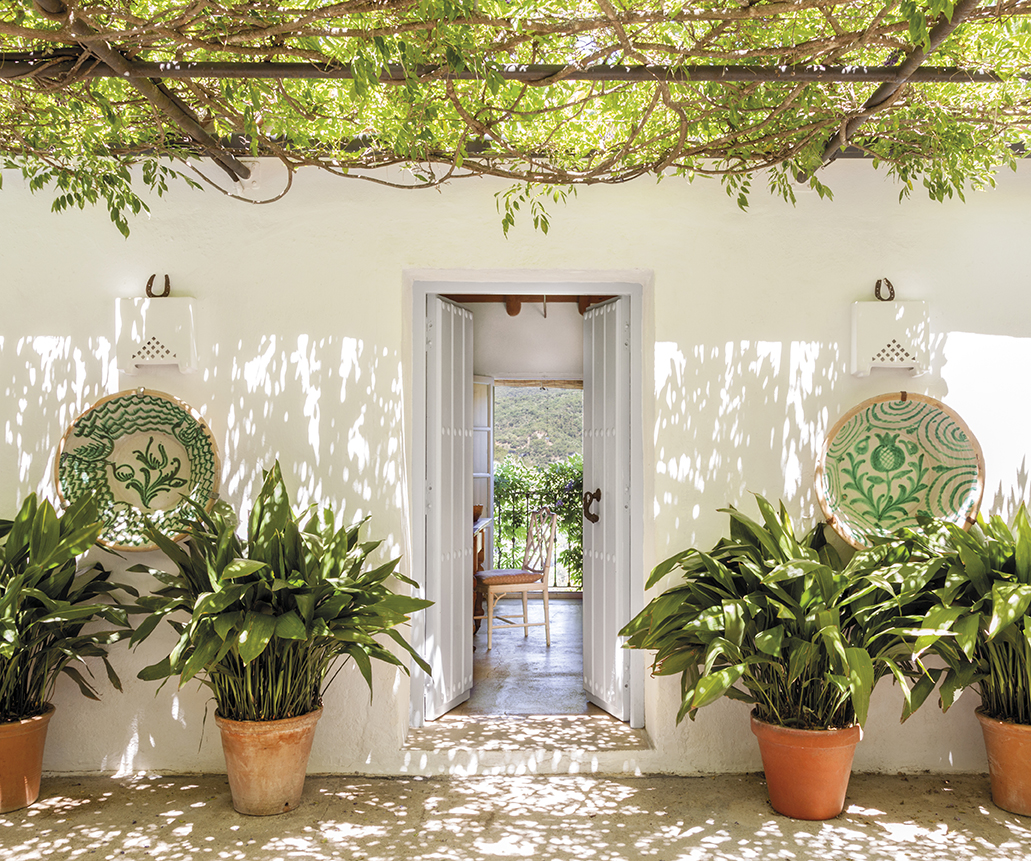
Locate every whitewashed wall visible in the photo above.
<box><xmin>2</xmin><ymin>159</ymin><xmax>1029</xmax><ymax>777</ymax></box>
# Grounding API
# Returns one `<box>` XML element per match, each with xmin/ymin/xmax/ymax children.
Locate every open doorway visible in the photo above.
<box><xmin>455</xmin><ymin>378</ymin><xmax>587</xmax><ymax>716</ymax></box>
<box><xmin>407</xmin><ymin>272</ymin><xmax>647</xmax><ymax>731</ymax></box>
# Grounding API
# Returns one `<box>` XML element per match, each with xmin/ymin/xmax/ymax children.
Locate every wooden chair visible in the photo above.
<box><xmin>474</xmin><ymin>507</ymin><xmax>558</xmax><ymax>650</ymax></box>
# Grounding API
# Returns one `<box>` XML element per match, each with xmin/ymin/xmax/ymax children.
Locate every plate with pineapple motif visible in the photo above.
<box><xmin>55</xmin><ymin>389</ymin><xmax>220</xmax><ymax>551</ymax></box>
<box><xmin>815</xmin><ymin>393</ymin><xmax>984</xmax><ymax>548</ymax></box>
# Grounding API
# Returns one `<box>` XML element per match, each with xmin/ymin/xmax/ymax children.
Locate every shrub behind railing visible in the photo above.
<box><xmin>493</xmin><ymin>455</ymin><xmax>583</xmax><ymax>588</ymax></box>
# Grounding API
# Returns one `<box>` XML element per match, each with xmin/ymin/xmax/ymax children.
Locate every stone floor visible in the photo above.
<box><xmin>4</xmin><ymin>772</ymin><xmax>1030</xmax><ymax>861</ymax></box>
<box><xmin>10</xmin><ymin>597</ymin><xmax>1028</xmax><ymax>858</ymax></box>
<box><xmin>454</xmin><ymin>593</ymin><xmax>588</xmax><ymax>716</ymax></box>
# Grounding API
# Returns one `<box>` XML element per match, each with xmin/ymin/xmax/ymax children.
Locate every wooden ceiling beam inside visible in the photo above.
<box><xmin>442</xmin><ymin>295</ymin><xmax>615</xmax><ymax>316</ymax></box>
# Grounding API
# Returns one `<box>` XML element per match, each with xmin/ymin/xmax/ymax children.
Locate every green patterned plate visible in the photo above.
<box><xmin>55</xmin><ymin>389</ymin><xmax>221</xmax><ymax>551</ymax></box>
<box><xmin>816</xmin><ymin>393</ymin><xmax>984</xmax><ymax>548</ymax></box>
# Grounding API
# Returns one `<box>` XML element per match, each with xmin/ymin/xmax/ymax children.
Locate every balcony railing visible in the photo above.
<box><xmin>493</xmin><ymin>485</ymin><xmax>583</xmax><ymax>589</ymax></box>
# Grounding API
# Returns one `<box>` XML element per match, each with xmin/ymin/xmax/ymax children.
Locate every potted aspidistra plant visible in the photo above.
<box><xmin>621</xmin><ymin>495</ymin><xmax>937</xmax><ymax>820</ymax></box>
<box><xmin>130</xmin><ymin>461</ymin><xmax>432</xmax><ymax>815</ymax></box>
<box><xmin>895</xmin><ymin>506</ymin><xmax>1031</xmax><ymax>815</ymax></box>
<box><xmin>0</xmin><ymin>493</ymin><xmax>130</xmax><ymax>813</ymax></box>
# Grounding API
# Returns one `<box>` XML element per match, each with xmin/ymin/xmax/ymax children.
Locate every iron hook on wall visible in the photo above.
<box><xmin>874</xmin><ymin>278</ymin><xmax>895</xmax><ymax>301</ymax></box>
<box><xmin>146</xmin><ymin>274</ymin><xmax>172</xmax><ymax>298</ymax></box>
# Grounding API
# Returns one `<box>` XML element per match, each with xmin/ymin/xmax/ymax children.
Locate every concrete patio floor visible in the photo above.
<box><xmin>4</xmin><ymin>772</ymin><xmax>1030</xmax><ymax>861</ymax></box>
<box><xmin>8</xmin><ymin>600</ymin><xmax>1027</xmax><ymax>859</ymax></box>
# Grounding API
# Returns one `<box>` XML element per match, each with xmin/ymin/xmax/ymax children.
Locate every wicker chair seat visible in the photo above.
<box><xmin>475</xmin><ymin>569</ymin><xmax>544</xmax><ymax>588</ymax></box>
<box><xmin>473</xmin><ymin>508</ymin><xmax>558</xmax><ymax>649</ymax></box>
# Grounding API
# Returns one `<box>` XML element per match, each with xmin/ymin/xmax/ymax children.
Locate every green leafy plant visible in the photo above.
<box><xmin>493</xmin><ymin>454</ymin><xmax>583</xmax><ymax>586</ymax></box>
<box><xmin>5</xmin><ymin>2</ymin><xmax>1027</xmax><ymax>234</ymax></box>
<box><xmin>895</xmin><ymin>507</ymin><xmax>1031</xmax><ymax>725</ymax></box>
<box><xmin>0</xmin><ymin>494</ymin><xmax>130</xmax><ymax>723</ymax></box>
<box><xmin>130</xmin><ymin>462</ymin><xmax>432</xmax><ymax>722</ymax></box>
<box><xmin>620</xmin><ymin>495</ymin><xmax>936</xmax><ymax>729</ymax></box>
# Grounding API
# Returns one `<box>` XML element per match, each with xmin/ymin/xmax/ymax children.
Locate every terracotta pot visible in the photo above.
<box><xmin>976</xmin><ymin>708</ymin><xmax>1031</xmax><ymax>816</ymax></box>
<box><xmin>750</xmin><ymin>714</ymin><xmax>861</xmax><ymax>820</ymax></box>
<box><xmin>215</xmin><ymin>708</ymin><xmax>323</xmax><ymax>816</ymax></box>
<box><xmin>0</xmin><ymin>704</ymin><xmax>56</xmax><ymax>814</ymax></box>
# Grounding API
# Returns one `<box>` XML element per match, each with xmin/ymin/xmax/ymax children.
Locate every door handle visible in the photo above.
<box><xmin>583</xmin><ymin>488</ymin><xmax>601</xmax><ymax>524</ymax></box>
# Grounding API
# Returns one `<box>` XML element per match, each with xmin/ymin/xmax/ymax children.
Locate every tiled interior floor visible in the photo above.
<box><xmin>453</xmin><ymin>593</ymin><xmax>588</xmax><ymax>716</ymax></box>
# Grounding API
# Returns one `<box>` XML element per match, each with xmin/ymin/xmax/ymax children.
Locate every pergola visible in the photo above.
<box><xmin>2</xmin><ymin>0</ymin><xmax>1029</xmax><ymax>230</ymax></box>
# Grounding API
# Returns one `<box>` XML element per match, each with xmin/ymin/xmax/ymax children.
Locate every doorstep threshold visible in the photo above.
<box><xmin>399</xmin><ymin>713</ymin><xmax>653</xmax><ymax>776</ymax></box>
<box><xmin>405</xmin><ymin>712</ymin><xmax>652</xmax><ymax>753</ymax></box>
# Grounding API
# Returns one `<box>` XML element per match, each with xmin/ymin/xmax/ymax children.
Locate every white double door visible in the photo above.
<box><xmin>417</xmin><ymin>294</ymin><xmax>632</xmax><ymax>723</ymax></box>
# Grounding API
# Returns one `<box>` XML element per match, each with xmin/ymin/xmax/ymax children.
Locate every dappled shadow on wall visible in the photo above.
<box><xmin>0</xmin><ymin>331</ymin><xmax>408</xmax><ymax>549</ymax></box>
<box><xmin>938</xmin><ymin>331</ymin><xmax>1031</xmax><ymax>522</ymax></box>
<box><xmin>1</xmin><ymin>327</ymin><xmax>411</xmax><ymax>776</ymax></box>
<box><xmin>0</xmin><ymin>334</ymin><xmax>116</xmax><ymax>502</ymax></box>
<box><xmin>203</xmin><ymin>333</ymin><xmax>407</xmax><ymax>554</ymax></box>
<box><xmin>652</xmin><ymin>329</ymin><xmax>1031</xmax><ymax>553</ymax></box>
<box><xmin>652</xmin><ymin>339</ymin><xmax>844</xmax><ymax>547</ymax></box>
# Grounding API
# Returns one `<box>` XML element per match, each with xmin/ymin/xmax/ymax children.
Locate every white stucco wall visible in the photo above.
<box><xmin>2</xmin><ymin>158</ymin><xmax>1029</xmax><ymax>777</ymax></box>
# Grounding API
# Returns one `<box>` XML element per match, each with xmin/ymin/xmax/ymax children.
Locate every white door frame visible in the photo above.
<box><xmin>405</xmin><ymin>268</ymin><xmax>650</xmax><ymax>729</ymax></box>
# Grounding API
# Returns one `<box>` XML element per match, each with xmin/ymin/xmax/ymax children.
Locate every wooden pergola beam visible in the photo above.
<box><xmin>0</xmin><ymin>55</ymin><xmax>1008</xmax><ymax>85</ymax></box>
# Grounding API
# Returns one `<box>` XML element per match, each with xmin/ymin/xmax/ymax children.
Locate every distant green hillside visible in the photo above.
<box><xmin>493</xmin><ymin>386</ymin><xmax>582</xmax><ymax>470</ymax></box>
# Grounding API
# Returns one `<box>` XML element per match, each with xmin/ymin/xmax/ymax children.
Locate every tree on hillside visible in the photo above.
<box><xmin>494</xmin><ymin>387</ymin><xmax>582</xmax><ymax>470</ymax></box>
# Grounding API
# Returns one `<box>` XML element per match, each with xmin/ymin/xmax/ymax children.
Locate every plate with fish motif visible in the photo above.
<box><xmin>55</xmin><ymin>389</ymin><xmax>220</xmax><ymax>551</ymax></box>
<box><xmin>815</xmin><ymin>393</ymin><xmax>984</xmax><ymax>548</ymax></box>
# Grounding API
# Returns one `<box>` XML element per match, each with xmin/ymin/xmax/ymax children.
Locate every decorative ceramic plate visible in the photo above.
<box><xmin>55</xmin><ymin>389</ymin><xmax>220</xmax><ymax>551</ymax></box>
<box><xmin>815</xmin><ymin>393</ymin><xmax>984</xmax><ymax>548</ymax></box>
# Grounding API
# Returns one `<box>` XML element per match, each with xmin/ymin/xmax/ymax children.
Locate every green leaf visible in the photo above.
<box><xmin>275</xmin><ymin>611</ymin><xmax>308</xmax><ymax>640</ymax></box>
<box><xmin>901</xmin><ymin>669</ymin><xmax>943</xmax><ymax>722</ymax></box>
<box><xmin>29</xmin><ymin>501</ymin><xmax>60</xmax><ymax>567</ymax></box>
<box><xmin>128</xmin><ymin>611</ymin><xmax>164</xmax><ymax>647</ymax></box>
<box><xmin>988</xmin><ymin>583</ymin><xmax>1031</xmax><ymax>639</ymax></box>
<box><xmin>722</xmin><ymin>599</ymin><xmax>747</xmax><ymax>647</ymax></box>
<box><xmin>913</xmin><ymin>605</ymin><xmax>965</xmax><ymax>656</ymax></box>
<box><xmin>237</xmin><ymin>612</ymin><xmax>277</xmax><ymax>664</ymax></box>
<box><xmin>689</xmin><ymin>665</ymin><xmax>745</xmax><ymax>710</ymax></box>
<box><xmin>787</xmin><ymin>640</ymin><xmax>818</xmax><ymax>686</ymax></box>
<box><xmin>181</xmin><ymin>632</ymin><xmax>221</xmax><ymax>684</ymax></box>
<box><xmin>844</xmin><ymin>647</ymin><xmax>875</xmax><ymax>727</ymax></box>
<box><xmin>351</xmin><ymin>649</ymin><xmax>373</xmax><ymax>693</ymax></box>
<box><xmin>755</xmin><ymin>625</ymin><xmax>784</xmax><ymax>658</ymax></box>
<box><xmin>61</xmin><ymin>665</ymin><xmax>100</xmax><ymax>700</ymax></box>
<box><xmin>5</xmin><ymin>495</ymin><xmax>37</xmax><ymax>564</ymax></box>
<box><xmin>138</xmin><ymin>656</ymin><xmax>174</xmax><ymax>681</ymax></box>
<box><xmin>940</xmin><ymin>664</ymin><xmax>980</xmax><ymax>712</ymax></box>
<box><xmin>213</xmin><ymin>612</ymin><xmax>240</xmax><ymax>641</ymax></box>
<box><xmin>223</xmin><ymin>559</ymin><xmax>268</xmax><ymax>580</ymax></box>
<box><xmin>953</xmin><ymin>613</ymin><xmax>980</xmax><ymax>659</ymax></box>
<box><xmin>195</xmin><ymin>584</ymin><xmax>248</xmax><ymax>615</ymax></box>
<box><xmin>1015</xmin><ymin>505</ymin><xmax>1031</xmax><ymax>584</ymax></box>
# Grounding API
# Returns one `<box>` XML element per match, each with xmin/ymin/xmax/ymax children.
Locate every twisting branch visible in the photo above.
<box><xmin>31</xmin><ymin>0</ymin><xmax>251</xmax><ymax>181</ymax></box>
<box><xmin>818</xmin><ymin>0</ymin><xmax>984</xmax><ymax>166</ymax></box>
